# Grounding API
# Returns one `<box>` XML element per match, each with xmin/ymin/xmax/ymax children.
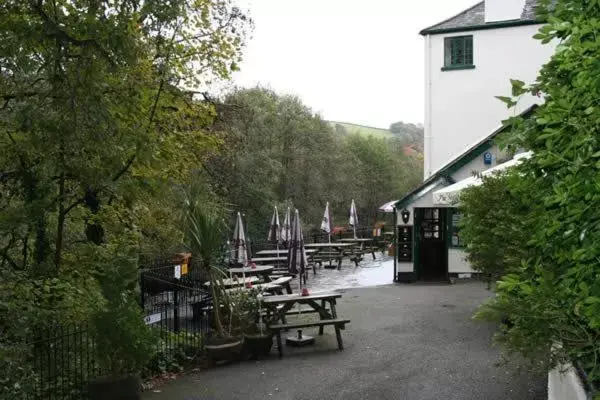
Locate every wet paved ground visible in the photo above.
<box><xmin>297</xmin><ymin>252</ymin><xmax>394</xmax><ymax>292</ymax></box>
<box><xmin>143</xmin><ymin>254</ymin><xmax>547</xmax><ymax>400</ymax></box>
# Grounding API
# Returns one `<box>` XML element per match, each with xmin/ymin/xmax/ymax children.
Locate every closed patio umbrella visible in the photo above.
<box><xmin>231</xmin><ymin>212</ymin><xmax>250</xmax><ymax>281</ymax></box>
<box><xmin>268</xmin><ymin>206</ymin><xmax>281</xmax><ymax>256</ymax></box>
<box><xmin>287</xmin><ymin>209</ymin><xmax>308</xmax><ymax>287</ymax></box>
<box><xmin>285</xmin><ymin>209</ymin><xmax>314</xmax><ymax>347</ymax></box>
<box><xmin>320</xmin><ymin>202</ymin><xmax>333</xmax><ymax>243</ymax></box>
<box><xmin>349</xmin><ymin>199</ymin><xmax>359</xmax><ymax>239</ymax></box>
<box><xmin>280</xmin><ymin>207</ymin><xmax>292</xmax><ymax>248</ymax></box>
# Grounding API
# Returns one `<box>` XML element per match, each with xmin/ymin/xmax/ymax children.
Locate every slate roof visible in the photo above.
<box><xmin>420</xmin><ymin>0</ymin><xmax>542</xmax><ymax>35</ymax></box>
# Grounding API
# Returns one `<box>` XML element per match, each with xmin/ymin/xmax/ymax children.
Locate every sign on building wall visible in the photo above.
<box><xmin>397</xmin><ymin>226</ymin><xmax>413</xmax><ymax>262</ymax></box>
<box><xmin>483</xmin><ymin>151</ymin><xmax>493</xmax><ymax>165</ymax></box>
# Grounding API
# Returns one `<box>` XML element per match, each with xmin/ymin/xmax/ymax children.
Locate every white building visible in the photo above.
<box><xmin>392</xmin><ymin>0</ymin><xmax>556</xmax><ymax>282</ymax></box>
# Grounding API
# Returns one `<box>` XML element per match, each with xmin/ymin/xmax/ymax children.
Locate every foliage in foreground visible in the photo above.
<box><xmin>463</xmin><ymin>0</ymin><xmax>600</xmax><ymax>387</ymax></box>
<box><xmin>0</xmin><ymin>0</ymin><xmax>250</xmax><ymax>395</ymax></box>
<box><xmin>458</xmin><ymin>172</ymin><xmax>537</xmax><ymax>286</ymax></box>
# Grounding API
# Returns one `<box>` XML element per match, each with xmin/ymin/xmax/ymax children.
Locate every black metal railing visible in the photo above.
<box><xmin>28</xmin><ymin>324</ymin><xmax>104</xmax><ymax>400</ymax></box>
<box><xmin>24</xmin><ymin>259</ymin><xmax>213</xmax><ymax>400</ymax></box>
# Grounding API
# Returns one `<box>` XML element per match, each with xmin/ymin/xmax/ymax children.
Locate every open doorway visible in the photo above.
<box><xmin>416</xmin><ymin>208</ymin><xmax>448</xmax><ymax>281</ymax></box>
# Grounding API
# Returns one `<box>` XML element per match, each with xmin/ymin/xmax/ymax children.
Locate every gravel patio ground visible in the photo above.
<box><xmin>142</xmin><ymin>279</ymin><xmax>547</xmax><ymax>400</ymax></box>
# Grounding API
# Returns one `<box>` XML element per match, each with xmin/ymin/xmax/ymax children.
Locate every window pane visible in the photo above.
<box><xmin>465</xmin><ymin>36</ymin><xmax>473</xmax><ymax>65</ymax></box>
<box><xmin>444</xmin><ymin>38</ymin><xmax>452</xmax><ymax>66</ymax></box>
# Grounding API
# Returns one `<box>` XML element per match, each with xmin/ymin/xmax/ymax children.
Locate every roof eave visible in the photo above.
<box><xmin>420</xmin><ymin>19</ymin><xmax>542</xmax><ymax>36</ymax></box>
<box><xmin>394</xmin><ymin>105</ymin><xmax>538</xmax><ymax>210</ymax></box>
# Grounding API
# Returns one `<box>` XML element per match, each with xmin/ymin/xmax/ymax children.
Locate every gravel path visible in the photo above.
<box><xmin>143</xmin><ymin>281</ymin><xmax>546</xmax><ymax>400</ymax></box>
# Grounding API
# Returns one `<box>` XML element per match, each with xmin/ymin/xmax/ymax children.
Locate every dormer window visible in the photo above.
<box><xmin>442</xmin><ymin>35</ymin><xmax>475</xmax><ymax>71</ymax></box>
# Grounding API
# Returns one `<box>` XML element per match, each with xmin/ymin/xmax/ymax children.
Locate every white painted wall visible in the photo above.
<box><xmin>485</xmin><ymin>0</ymin><xmax>526</xmax><ymax>22</ymax></box>
<box><xmin>448</xmin><ymin>248</ymin><xmax>472</xmax><ymax>273</ymax></box>
<box><xmin>448</xmin><ymin>144</ymin><xmax>508</xmax><ymax>181</ymax></box>
<box><xmin>423</xmin><ymin>24</ymin><xmax>556</xmax><ymax>179</ymax></box>
<box><xmin>548</xmin><ymin>364</ymin><xmax>588</xmax><ymax>400</ymax></box>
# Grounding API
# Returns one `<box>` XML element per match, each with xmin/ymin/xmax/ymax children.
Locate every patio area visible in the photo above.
<box><xmin>143</xmin><ymin>258</ymin><xmax>547</xmax><ymax>400</ymax></box>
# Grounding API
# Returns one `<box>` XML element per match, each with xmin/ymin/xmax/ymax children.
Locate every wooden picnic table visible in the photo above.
<box><xmin>304</xmin><ymin>242</ymin><xmax>355</xmax><ymax>269</ymax></box>
<box><xmin>251</xmin><ymin>256</ymin><xmax>287</xmax><ymax>265</ymax></box>
<box><xmin>304</xmin><ymin>243</ymin><xmax>354</xmax><ymax>248</ymax></box>
<box><xmin>225</xmin><ymin>282</ymin><xmax>282</xmax><ymax>295</ymax></box>
<box><xmin>255</xmin><ymin>249</ymin><xmax>317</xmax><ymax>256</ymax></box>
<box><xmin>204</xmin><ymin>276</ymin><xmax>260</xmax><ymax>288</ymax></box>
<box><xmin>338</xmin><ymin>238</ymin><xmax>381</xmax><ymax>260</ymax></box>
<box><xmin>228</xmin><ymin>265</ymin><xmax>273</xmax><ymax>282</ymax></box>
<box><xmin>262</xmin><ymin>291</ymin><xmax>350</xmax><ymax>357</ymax></box>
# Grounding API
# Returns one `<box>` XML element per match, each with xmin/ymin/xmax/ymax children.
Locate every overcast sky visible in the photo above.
<box><xmin>231</xmin><ymin>0</ymin><xmax>477</xmax><ymax>128</ymax></box>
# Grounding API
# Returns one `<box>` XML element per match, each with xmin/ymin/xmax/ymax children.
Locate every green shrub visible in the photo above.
<box><xmin>143</xmin><ymin>331</ymin><xmax>203</xmax><ymax>377</ymax></box>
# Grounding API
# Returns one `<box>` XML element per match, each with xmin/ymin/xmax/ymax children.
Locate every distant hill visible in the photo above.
<box><xmin>328</xmin><ymin>120</ymin><xmax>424</xmax><ymax>152</ymax></box>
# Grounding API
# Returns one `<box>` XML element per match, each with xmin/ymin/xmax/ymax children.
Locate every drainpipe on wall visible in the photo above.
<box><xmin>424</xmin><ymin>34</ymin><xmax>433</xmax><ymax>180</ymax></box>
<box><xmin>393</xmin><ymin>206</ymin><xmax>397</xmax><ymax>282</ymax></box>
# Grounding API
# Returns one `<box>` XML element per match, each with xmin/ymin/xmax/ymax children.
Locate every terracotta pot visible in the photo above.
<box><xmin>88</xmin><ymin>375</ymin><xmax>140</xmax><ymax>400</ymax></box>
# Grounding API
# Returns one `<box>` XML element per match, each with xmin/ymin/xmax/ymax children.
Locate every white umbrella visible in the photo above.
<box><xmin>349</xmin><ymin>199</ymin><xmax>359</xmax><ymax>239</ymax></box>
<box><xmin>320</xmin><ymin>202</ymin><xmax>332</xmax><ymax>243</ymax></box>
<box><xmin>287</xmin><ymin>209</ymin><xmax>308</xmax><ymax>288</ymax></box>
<box><xmin>268</xmin><ymin>206</ymin><xmax>281</xmax><ymax>256</ymax></box>
<box><xmin>231</xmin><ymin>212</ymin><xmax>249</xmax><ymax>281</ymax></box>
<box><xmin>280</xmin><ymin>207</ymin><xmax>292</xmax><ymax>248</ymax></box>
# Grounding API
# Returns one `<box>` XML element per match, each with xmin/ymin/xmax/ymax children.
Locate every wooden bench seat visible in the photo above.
<box><xmin>271</xmin><ymin>276</ymin><xmax>293</xmax><ymax>294</ymax></box>
<box><xmin>310</xmin><ymin>252</ymin><xmax>343</xmax><ymax>270</ymax></box>
<box><xmin>269</xmin><ymin>319</ymin><xmax>351</xmax><ymax>356</ymax></box>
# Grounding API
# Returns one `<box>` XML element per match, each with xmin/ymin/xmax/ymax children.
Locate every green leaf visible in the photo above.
<box><xmin>495</xmin><ymin>96</ymin><xmax>517</xmax><ymax>108</ymax></box>
<box><xmin>510</xmin><ymin>79</ymin><xmax>526</xmax><ymax>96</ymax></box>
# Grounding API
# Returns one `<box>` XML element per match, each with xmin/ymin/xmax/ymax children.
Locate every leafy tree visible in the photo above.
<box><xmin>207</xmin><ymin>87</ymin><xmax>423</xmax><ymax>240</ymax></box>
<box><xmin>389</xmin><ymin>121</ymin><xmax>424</xmax><ymax>150</ymax></box>
<box><xmin>0</xmin><ymin>0</ymin><xmax>250</xmax><ymax>394</ymax></box>
<box><xmin>470</xmin><ymin>0</ymin><xmax>600</xmax><ymax>386</ymax></box>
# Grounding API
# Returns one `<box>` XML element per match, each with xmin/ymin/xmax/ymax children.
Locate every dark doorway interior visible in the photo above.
<box><xmin>418</xmin><ymin>208</ymin><xmax>447</xmax><ymax>281</ymax></box>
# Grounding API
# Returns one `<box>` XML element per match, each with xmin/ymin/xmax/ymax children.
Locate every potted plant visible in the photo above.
<box><xmin>88</xmin><ymin>243</ymin><xmax>157</xmax><ymax>400</ymax></box>
<box><xmin>186</xmin><ymin>197</ymin><xmax>244</xmax><ymax>365</ymax></box>
<box><xmin>236</xmin><ymin>289</ymin><xmax>273</xmax><ymax>359</ymax></box>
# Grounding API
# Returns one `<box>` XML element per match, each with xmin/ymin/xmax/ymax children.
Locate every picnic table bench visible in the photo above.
<box><xmin>251</xmin><ymin>256</ymin><xmax>287</xmax><ymax>266</ymax></box>
<box><xmin>304</xmin><ymin>243</ymin><xmax>354</xmax><ymax>269</ymax></box>
<box><xmin>228</xmin><ymin>265</ymin><xmax>274</xmax><ymax>282</ymax></box>
<box><xmin>270</xmin><ymin>276</ymin><xmax>293</xmax><ymax>294</ymax></box>
<box><xmin>262</xmin><ymin>292</ymin><xmax>350</xmax><ymax>357</ymax></box>
<box><xmin>255</xmin><ymin>249</ymin><xmax>317</xmax><ymax>256</ymax></box>
<box><xmin>339</xmin><ymin>238</ymin><xmax>377</xmax><ymax>260</ymax></box>
<box><xmin>224</xmin><ymin>282</ymin><xmax>283</xmax><ymax>295</ymax></box>
<box><xmin>204</xmin><ymin>276</ymin><xmax>260</xmax><ymax>288</ymax></box>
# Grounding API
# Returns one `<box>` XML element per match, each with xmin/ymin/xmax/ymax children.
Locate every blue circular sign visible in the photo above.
<box><xmin>483</xmin><ymin>151</ymin><xmax>493</xmax><ymax>164</ymax></box>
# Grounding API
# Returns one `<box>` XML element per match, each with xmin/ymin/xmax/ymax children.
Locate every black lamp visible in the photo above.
<box><xmin>401</xmin><ymin>209</ymin><xmax>410</xmax><ymax>224</ymax></box>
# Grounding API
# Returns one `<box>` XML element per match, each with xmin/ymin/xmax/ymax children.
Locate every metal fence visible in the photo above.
<box><xmin>28</xmin><ymin>324</ymin><xmax>104</xmax><ymax>400</ymax></box>
<box><xmin>25</xmin><ymin>260</ymin><xmax>212</xmax><ymax>399</ymax></box>
<box><xmin>139</xmin><ymin>262</ymin><xmax>211</xmax><ymax>375</ymax></box>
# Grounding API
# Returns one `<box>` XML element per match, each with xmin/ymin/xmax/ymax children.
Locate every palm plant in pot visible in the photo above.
<box><xmin>88</xmin><ymin>242</ymin><xmax>157</xmax><ymax>400</ymax></box>
<box><xmin>186</xmin><ymin>198</ymin><xmax>244</xmax><ymax>365</ymax></box>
